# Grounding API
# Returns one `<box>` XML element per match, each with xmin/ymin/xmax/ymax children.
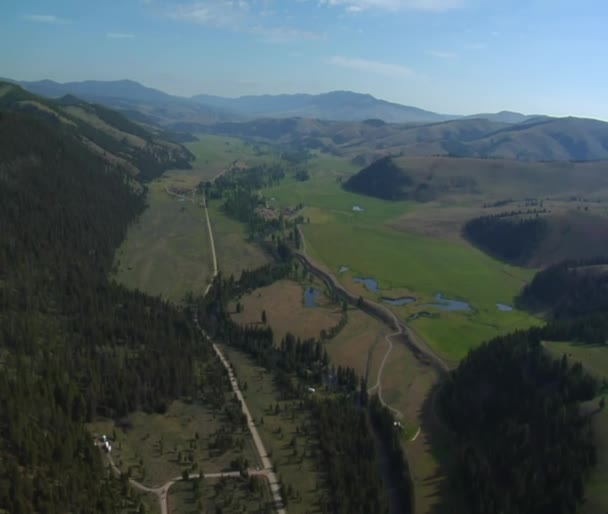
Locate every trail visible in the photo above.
<box><xmin>366</xmin><ymin>309</ymin><xmax>406</xmax><ymax>419</ymax></box>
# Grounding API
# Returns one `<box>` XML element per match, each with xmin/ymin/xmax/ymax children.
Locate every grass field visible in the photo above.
<box><xmin>113</xmin><ymin>177</ymin><xmax>214</xmax><ymax>302</ymax></box>
<box><xmin>184</xmin><ymin>135</ymin><xmax>280</xmax><ymax>180</ymax></box>
<box><xmin>544</xmin><ymin>341</ymin><xmax>608</xmax><ymax>514</ymax></box>
<box><xmin>168</xmin><ymin>476</ymin><xmax>273</xmax><ymax>514</ymax></box>
<box><xmin>230</xmin><ymin>278</ymin><xmax>342</xmax><ymax>342</ymax></box>
<box><xmin>262</xmin><ymin>154</ymin><xmax>540</xmax><ymax>363</ymax></box>
<box><xmin>207</xmin><ymin>199</ymin><xmax>271</xmax><ymax>280</ymax></box>
<box><xmin>221</xmin><ymin>346</ymin><xmax>326</xmax><ymax>514</ymax></box>
<box><xmin>87</xmin><ymin>400</ymin><xmax>258</xmax><ymax>488</ymax></box>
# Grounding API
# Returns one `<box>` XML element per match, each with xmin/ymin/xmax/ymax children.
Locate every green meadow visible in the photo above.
<box><xmin>262</xmin><ymin>153</ymin><xmax>540</xmax><ymax>363</ymax></box>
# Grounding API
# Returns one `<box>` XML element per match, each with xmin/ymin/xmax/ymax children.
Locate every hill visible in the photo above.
<box><xmin>343</xmin><ymin>156</ymin><xmax>415</xmax><ymax>200</ymax></box>
<box><xmin>464</xmin><ymin>210</ymin><xmax>608</xmax><ymax>268</ymax></box>
<box><xmin>0</xmin><ymin>81</ymin><xmax>194</xmax><ymax>180</ymax></box>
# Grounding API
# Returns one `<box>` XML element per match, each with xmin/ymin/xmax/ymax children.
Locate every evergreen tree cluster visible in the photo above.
<box><xmin>519</xmin><ymin>258</ymin><xmax>608</xmax><ymax>319</ymax></box>
<box><xmin>463</xmin><ymin>212</ymin><xmax>548</xmax><ymax>264</ymax></box>
<box><xmin>441</xmin><ymin>331</ymin><xmax>598</xmax><ymax>514</ymax></box>
<box><xmin>0</xmin><ymin>112</ymin><xmax>221</xmax><ymax>512</ymax></box>
<box><xmin>314</xmin><ymin>399</ymin><xmax>388</xmax><ymax>514</ymax></box>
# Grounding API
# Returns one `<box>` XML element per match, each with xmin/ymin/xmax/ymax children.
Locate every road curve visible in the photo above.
<box><xmin>106</xmin><ymin>450</ymin><xmax>283</xmax><ymax>514</ymax></box>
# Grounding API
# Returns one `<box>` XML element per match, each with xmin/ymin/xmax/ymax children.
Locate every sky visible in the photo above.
<box><xmin>2</xmin><ymin>0</ymin><xmax>608</xmax><ymax>118</ymax></box>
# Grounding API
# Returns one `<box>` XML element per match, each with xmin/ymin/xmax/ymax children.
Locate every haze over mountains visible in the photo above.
<box><xmin>8</xmin><ymin>77</ymin><xmax>539</xmax><ymax>125</ymax></box>
<box><xmin>6</xmin><ymin>77</ymin><xmax>608</xmax><ymax>162</ymax></box>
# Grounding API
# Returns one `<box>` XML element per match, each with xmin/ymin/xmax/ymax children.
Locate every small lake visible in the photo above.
<box><xmin>353</xmin><ymin>277</ymin><xmax>379</xmax><ymax>293</ymax></box>
<box><xmin>496</xmin><ymin>303</ymin><xmax>513</xmax><ymax>312</ymax></box>
<box><xmin>304</xmin><ymin>287</ymin><xmax>322</xmax><ymax>308</ymax></box>
<box><xmin>429</xmin><ymin>293</ymin><xmax>472</xmax><ymax>312</ymax></box>
<box><xmin>381</xmin><ymin>296</ymin><xmax>416</xmax><ymax>306</ymax></box>
<box><xmin>352</xmin><ymin>205</ymin><xmax>365</xmax><ymax>212</ymax></box>
<box><xmin>338</xmin><ymin>265</ymin><xmax>349</xmax><ymax>274</ymax></box>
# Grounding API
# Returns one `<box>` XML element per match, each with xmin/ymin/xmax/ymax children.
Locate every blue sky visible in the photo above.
<box><xmin>2</xmin><ymin>0</ymin><xmax>607</xmax><ymax>118</ymax></box>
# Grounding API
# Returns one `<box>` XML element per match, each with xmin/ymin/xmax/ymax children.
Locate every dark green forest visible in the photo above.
<box><xmin>441</xmin><ymin>330</ymin><xmax>598</xmax><ymax>514</ymax></box>
<box><xmin>0</xmin><ymin>112</ymin><xmax>225</xmax><ymax>512</ymax></box>
<box><xmin>519</xmin><ymin>258</ymin><xmax>608</xmax><ymax>318</ymax></box>
<box><xmin>463</xmin><ymin>212</ymin><xmax>548</xmax><ymax>264</ymax></box>
<box><xmin>343</xmin><ymin>156</ymin><xmax>413</xmax><ymax>201</ymax></box>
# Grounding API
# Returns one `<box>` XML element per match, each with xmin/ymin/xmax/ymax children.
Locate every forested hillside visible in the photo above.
<box><xmin>463</xmin><ymin>213</ymin><xmax>548</xmax><ymax>264</ymax></box>
<box><xmin>519</xmin><ymin>259</ymin><xmax>608</xmax><ymax>318</ymax></box>
<box><xmin>441</xmin><ymin>331</ymin><xmax>598</xmax><ymax>514</ymax></box>
<box><xmin>0</xmin><ymin>81</ymin><xmax>194</xmax><ymax>181</ymax></box>
<box><xmin>0</xmin><ymin>112</ymin><xmax>222</xmax><ymax>512</ymax></box>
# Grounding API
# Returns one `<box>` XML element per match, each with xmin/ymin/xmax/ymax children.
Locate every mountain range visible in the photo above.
<box><xmin>5</xmin><ymin>77</ymin><xmax>540</xmax><ymax>125</ymax></box>
<box><xmin>5</xmin><ymin>77</ymin><xmax>608</xmax><ymax>162</ymax></box>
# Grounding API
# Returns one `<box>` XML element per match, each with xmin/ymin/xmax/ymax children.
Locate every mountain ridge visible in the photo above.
<box><xmin>5</xmin><ymin>76</ymin><xmax>548</xmax><ymax>125</ymax></box>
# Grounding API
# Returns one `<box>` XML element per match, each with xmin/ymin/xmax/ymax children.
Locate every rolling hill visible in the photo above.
<box><xmin>198</xmin><ymin>115</ymin><xmax>608</xmax><ymax>162</ymax></box>
<box><xmin>0</xmin><ymin>81</ymin><xmax>194</xmax><ymax>180</ymax></box>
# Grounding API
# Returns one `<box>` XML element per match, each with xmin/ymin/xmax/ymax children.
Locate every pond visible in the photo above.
<box><xmin>429</xmin><ymin>293</ymin><xmax>472</xmax><ymax>312</ymax></box>
<box><xmin>496</xmin><ymin>303</ymin><xmax>513</xmax><ymax>312</ymax></box>
<box><xmin>304</xmin><ymin>287</ymin><xmax>322</xmax><ymax>308</ymax></box>
<box><xmin>353</xmin><ymin>277</ymin><xmax>379</xmax><ymax>293</ymax></box>
<box><xmin>352</xmin><ymin>205</ymin><xmax>365</xmax><ymax>212</ymax></box>
<box><xmin>381</xmin><ymin>296</ymin><xmax>416</xmax><ymax>306</ymax></box>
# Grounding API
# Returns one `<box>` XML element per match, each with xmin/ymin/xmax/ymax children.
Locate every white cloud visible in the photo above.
<box><xmin>169</xmin><ymin>1</ymin><xmax>250</xmax><ymax>29</ymax></box>
<box><xmin>320</xmin><ymin>0</ymin><xmax>466</xmax><ymax>12</ymax></box>
<box><xmin>106</xmin><ymin>32</ymin><xmax>136</xmax><ymax>39</ymax></box>
<box><xmin>327</xmin><ymin>55</ymin><xmax>419</xmax><ymax>78</ymax></box>
<box><xmin>166</xmin><ymin>1</ymin><xmax>322</xmax><ymax>42</ymax></box>
<box><xmin>426</xmin><ymin>49</ymin><xmax>457</xmax><ymax>58</ymax></box>
<box><xmin>22</xmin><ymin>14</ymin><xmax>67</xmax><ymax>24</ymax></box>
<box><xmin>252</xmin><ymin>25</ymin><xmax>324</xmax><ymax>42</ymax></box>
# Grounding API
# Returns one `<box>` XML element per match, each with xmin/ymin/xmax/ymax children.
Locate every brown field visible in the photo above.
<box><xmin>325</xmin><ymin>307</ymin><xmax>386</xmax><ymax>382</ymax></box>
<box><xmin>230</xmin><ymin>279</ymin><xmax>342</xmax><ymax>342</ymax></box>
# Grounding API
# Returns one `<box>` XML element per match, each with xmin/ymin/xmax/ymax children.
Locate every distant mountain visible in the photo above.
<box><xmin>0</xmin><ymin>81</ymin><xmax>193</xmax><ymax>180</ymax></box>
<box><xmin>6</xmin><ymin>78</ymin><xmax>608</xmax><ymax>161</ymax></box>
<box><xmin>4</xmin><ymin>78</ymin><xmax>240</xmax><ymax>126</ymax></box>
<box><xmin>191</xmin><ymin>90</ymin><xmax>453</xmax><ymax>123</ymax></box>
<box><xmin>463</xmin><ymin>111</ymin><xmax>540</xmax><ymax>124</ymax></box>
<box><xmin>6</xmin><ymin>77</ymin><xmax>556</xmax><ymax>127</ymax></box>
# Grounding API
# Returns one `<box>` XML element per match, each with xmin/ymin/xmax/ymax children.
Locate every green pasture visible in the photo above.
<box><xmin>113</xmin><ymin>178</ymin><xmax>214</xmax><ymax>302</ymax></box>
<box><xmin>261</xmin><ymin>152</ymin><xmax>540</xmax><ymax>362</ymax></box>
<box><xmin>186</xmin><ymin>134</ymin><xmax>278</xmax><ymax>176</ymax></box>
